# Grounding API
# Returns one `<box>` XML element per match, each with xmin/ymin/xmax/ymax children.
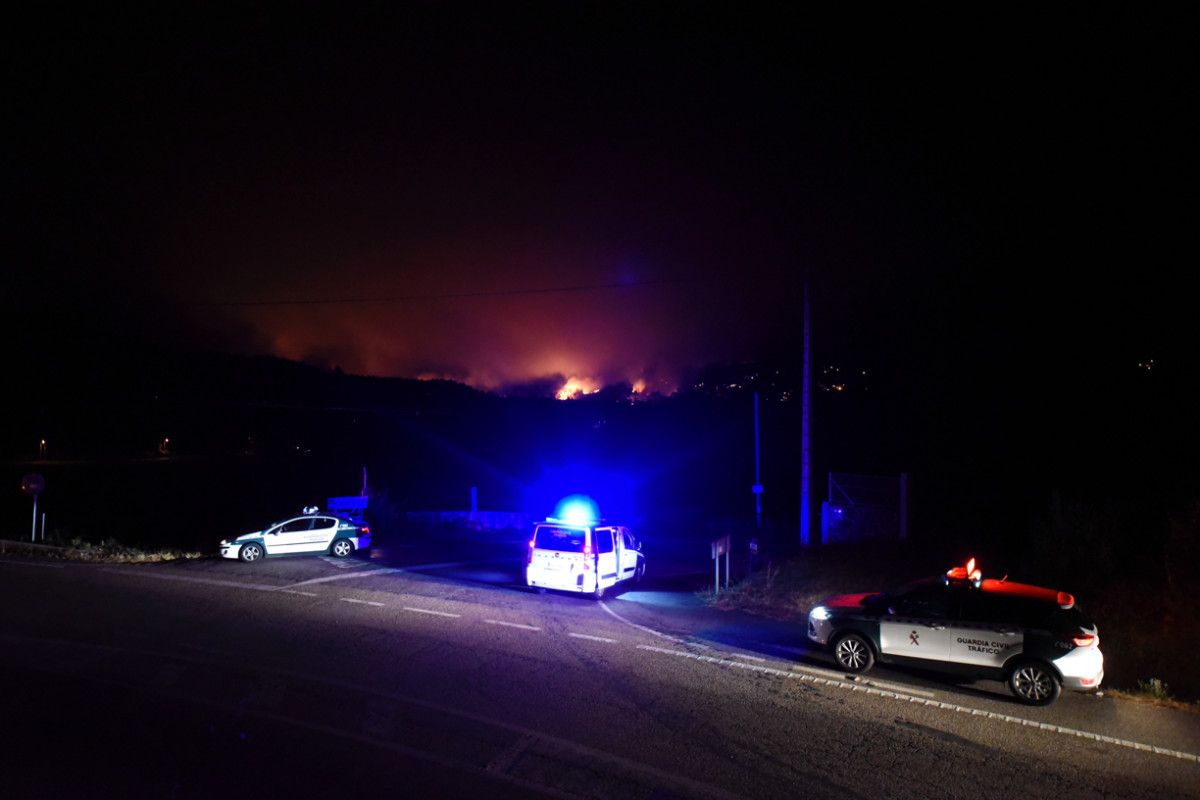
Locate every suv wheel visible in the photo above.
<box><xmin>1009</xmin><ymin>660</ymin><xmax>1061</xmax><ymax>705</ymax></box>
<box><xmin>832</xmin><ymin>632</ymin><xmax>875</xmax><ymax>674</ymax></box>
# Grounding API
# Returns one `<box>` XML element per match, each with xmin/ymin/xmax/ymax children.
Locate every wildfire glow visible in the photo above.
<box><xmin>556</xmin><ymin>376</ymin><xmax>601</xmax><ymax>400</ymax></box>
<box><xmin>631</xmin><ymin>379</ymin><xmax>647</xmax><ymax>394</ymax></box>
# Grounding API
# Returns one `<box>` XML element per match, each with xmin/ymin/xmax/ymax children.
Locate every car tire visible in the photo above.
<box><xmin>634</xmin><ymin>561</ymin><xmax>645</xmax><ymax>583</ymax></box>
<box><xmin>832</xmin><ymin>632</ymin><xmax>875</xmax><ymax>674</ymax></box>
<box><xmin>239</xmin><ymin>543</ymin><xmax>263</xmax><ymax>563</ymax></box>
<box><xmin>592</xmin><ymin>581</ymin><xmax>605</xmax><ymax>601</ymax></box>
<box><xmin>330</xmin><ymin>538</ymin><xmax>354</xmax><ymax>558</ymax></box>
<box><xmin>1008</xmin><ymin>660</ymin><xmax>1061</xmax><ymax>706</ymax></box>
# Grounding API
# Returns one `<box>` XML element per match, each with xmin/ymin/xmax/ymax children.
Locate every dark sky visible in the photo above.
<box><xmin>7</xmin><ymin>6</ymin><xmax>1194</xmax><ymax>394</ymax></box>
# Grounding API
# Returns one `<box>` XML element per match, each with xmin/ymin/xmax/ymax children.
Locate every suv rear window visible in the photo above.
<box><xmin>533</xmin><ymin>526</ymin><xmax>587</xmax><ymax>552</ymax></box>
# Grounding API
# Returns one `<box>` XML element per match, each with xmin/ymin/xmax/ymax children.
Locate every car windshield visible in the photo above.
<box><xmin>533</xmin><ymin>526</ymin><xmax>587</xmax><ymax>552</ymax></box>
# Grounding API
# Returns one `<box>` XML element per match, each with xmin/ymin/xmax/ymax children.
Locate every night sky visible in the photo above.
<box><xmin>7</xmin><ymin>6</ymin><xmax>1195</xmax><ymax>396</ymax></box>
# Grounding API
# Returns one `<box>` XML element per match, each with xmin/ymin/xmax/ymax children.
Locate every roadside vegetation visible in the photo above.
<box><xmin>0</xmin><ymin>536</ymin><xmax>204</xmax><ymax>564</ymax></box>
<box><xmin>703</xmin><ymin>500</ymin><xmax>1200</xmax><ymax>707</ymax></box>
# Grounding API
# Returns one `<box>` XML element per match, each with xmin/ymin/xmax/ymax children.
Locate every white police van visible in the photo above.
<box><xmin>525</xmin><ymin>518</ymin><xmax>644</xmax><ymax>599</ymax></box>
<box><xmin>219</xmin><ymin>509</ymin><xmax>371</xmax><ymax>562</ymax></box>
<box><xmin>807</xmin><ymin>559</ymin><xmax>1103</xmax><ymax>705</ymax></box>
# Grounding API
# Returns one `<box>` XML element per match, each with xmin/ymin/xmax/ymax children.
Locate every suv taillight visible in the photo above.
<box><xmin>526</xmin><ymin>539</ymin><xmax>535</xmax><ymax>565</ymax></box>
<box><xmin>1072</xmin><ymin>633</ymin><xmax>1098</xmax><ymax>648</ymax></box>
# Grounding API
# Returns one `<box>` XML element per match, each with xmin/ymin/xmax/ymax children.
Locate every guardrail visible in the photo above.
<box><xmin>0</xmin><ymin>538</ymin><xmax>68</xmax><ymax>555</ymax></box>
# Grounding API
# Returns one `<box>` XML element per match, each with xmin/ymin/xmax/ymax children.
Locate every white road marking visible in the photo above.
<box><xmin>860</xmin><ymin>677</ymin><xmax>937</xmax><ymax>697</ymax></box>
<box><xmin>598</xmin><ymin>600</ymin><xmax>683</xmax><ymax>642</ymax></box>
<box><xmin>484</xmin><ymin>619</ymin><xmax>542</xmax><ymax>631</ymax></box>
<box><xmin>729</xmin><ymin>653</ymin><xmax>766</xmax><ymax>662</ymax></box>
<box><xmin>568</xmin><ymin>633</ymin><xmax>618</xmax><ymax>643</ymax></box>
<box><xmin>637</xmin><ymin>644</ymin><xmax>1198</xmax><ymax>763</ymax></box>
<box><xmin>101</xmin><ymin>568</ymin><xmax>280</xmax><ymax>592</ymax></box>
<box><xmin>279</xmin><ymin>589</ymin><xmax>318</xmax><ymax>597</ymax></box>
<box><xmin>402</xmin><ymin>606</ymin><xmax>461</xmax><ymax>618</ymax></box>
<box><xmin>277</xmin><ymin>567</ymin><xmax>404</xmax><ymax>589</ymax></box>
<box><xmin>403</xmin><ymin>559</ymin><xmax>496</xmax><ymax>571</ymax></box>
<box><xmin>340</xmin><ymin>597</ymin><xmax>385</xmax><ymax>607</ymax></box>
<box><xmin>0</xmin><ymin>559</ymin><xmax>66</xmax><ymax>568</ymax></box>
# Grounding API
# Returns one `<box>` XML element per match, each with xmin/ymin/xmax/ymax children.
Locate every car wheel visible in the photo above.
<box><xmin>832</xmin><ymin>632</ymin><xmax>875</xmax><ymax>674</ymax></box>
<box><xmin>1009</xmin><ymin>660</ymin><xmax>1061</xmax><ymax>706</ymax></box>
<box><xmin>592</xmin><ymin>580</ymin><xmax>605</xmax><ymax>601</ymax></box>
<box><xmin>635</xmin><ymin>561</ymin><xmax>645</xmax><ymax>583</ymax></box>
<box><xmin>239</xmin><ymin>543</ymin><xmax>263</xmax><ymax>563</ymax></box>
<box><xmin>330</xmin><ymin>538</ymin><xmax>354</xmax><ymax>558</ymax></box>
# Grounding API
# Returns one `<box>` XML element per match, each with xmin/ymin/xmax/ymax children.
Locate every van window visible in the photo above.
<box><xmin>593</xmin><ymin>528</ymin><xmax>614</xmax><ymax>554</ymax></box>
<box><xmin>533</xmin><ymin>526</ymin><xmax>586</xmax><ymax>552</ymax></box>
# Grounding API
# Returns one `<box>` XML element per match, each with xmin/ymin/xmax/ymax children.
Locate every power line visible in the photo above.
<box><xmin>206</xmin><ymin>276</ymin><xmax>702</xmax><ymax>308</ymax></box>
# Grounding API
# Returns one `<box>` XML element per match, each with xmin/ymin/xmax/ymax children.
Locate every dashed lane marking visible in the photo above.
<box><xmin>636</xmin><ymin>644</ymin><xmax>1200</xmax><ymax>764</ymax></box>
<box><xmin>568</xmin><ymin>633</ymin><xmax>618</xmax><ymax>643</ymax></box>
<box><xmin>279</xmin><ymin>589</ymin><xmax>318</xmax><ymax>597</ymax></box>
<box><xmin>729</xmin><ymin>653</ymin><xmax>766</xmax><ymax>662</ymax></box>
<box><xmin>484</xmin><ymin>619</ymin><xmax>542</xmax><ymax>632</ymax></box>
<box><xmin>402</xmin><ymin>607</ymin><xmax>461</xmax><ymax>618</ymax></box>
<box><xmin>340</xmin><ymin>597</ymin><xmax>385</xmax><ymax>607</ymax></box>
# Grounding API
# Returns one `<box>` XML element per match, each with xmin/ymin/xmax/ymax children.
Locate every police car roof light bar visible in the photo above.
<box><xmin>945</xmin><ymin>557</ymin><xmax>983</xmax><ymax>587</ymax></box>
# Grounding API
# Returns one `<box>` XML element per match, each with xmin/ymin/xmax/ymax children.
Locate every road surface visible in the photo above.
<box><xmin>1</xmin><ymin>548</ymin><xmax>1197</xmax><ymax>799</ymax></box>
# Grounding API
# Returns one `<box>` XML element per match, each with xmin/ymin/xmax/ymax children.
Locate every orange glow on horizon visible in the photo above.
<box><xmin>555</xmin><ymin>376</ymin><xmax>601</xmax><ymax>400</ymax></box>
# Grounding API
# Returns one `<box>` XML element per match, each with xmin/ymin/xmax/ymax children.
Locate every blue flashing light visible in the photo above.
<box><xmin>552</xmin><ymin>495</ymin><xmax>599</xmax><ymax>527</ymax></box>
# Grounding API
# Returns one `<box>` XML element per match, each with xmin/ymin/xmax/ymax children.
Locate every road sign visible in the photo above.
<box><xmin>21</xmin><ymin>474</ymin><xmax>45</xmax><ymax>542</ymax></box>
<box><xmin>21</xmin><ymin>474</ymin><xmax>45</xmax><ymax>496</ymax></box>
<box><xmin>711</xmin><ymin>535</ymin><xmax>732</xmax><ymax>593</ymax></box>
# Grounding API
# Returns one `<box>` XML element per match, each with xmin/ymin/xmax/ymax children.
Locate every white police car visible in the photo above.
<box><xmin>807</xmin><ymin>559</ymin><xmax>1103</xmax><ymax>705</ymax></box>
<box><xmin>525</xmin><ymin>518</ymin><xmax>644</xmax><ymax>599</ymax></box>
<box><xmin>219</xmin><ymin>511</ymin><xmax>371</xmax><ymax>562</ymax></box>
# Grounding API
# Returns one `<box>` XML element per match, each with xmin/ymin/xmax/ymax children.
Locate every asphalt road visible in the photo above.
<box><xmin>1</xmin><ymin>548</ymin><xmax>1197</xmax><ymax>799</ymax></box>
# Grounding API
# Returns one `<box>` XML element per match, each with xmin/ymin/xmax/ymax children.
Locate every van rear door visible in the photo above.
<box><xmin>531</xmin><ymin>525</ymin><xmax>589</xmax><ymax>577</ymax></box>
<box><xmin>593</xmin><ymin>527</ymin><xmax>618</xmax><ymax>588</ymax></box>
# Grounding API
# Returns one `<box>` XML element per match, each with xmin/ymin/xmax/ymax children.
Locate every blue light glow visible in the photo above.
<box><xmin>553</xmin><ymin>495</ymin><xmax>600</xmax><ymax>527</ymax></box>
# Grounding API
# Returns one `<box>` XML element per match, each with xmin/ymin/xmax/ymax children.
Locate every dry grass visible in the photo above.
<box><xmin>0</xmin><ymin>537</ymin><xmax>204</xmax><ymax>563</ymax></box>
<box><xmin>700</xmin><ymin>544</ymin><xmax>938</xmax><ymax>619</ymax></box>
<box><xmin>1106</xmin><ymin>688</ymin><xmax>1200</xmax><ymax>714</ymax></box>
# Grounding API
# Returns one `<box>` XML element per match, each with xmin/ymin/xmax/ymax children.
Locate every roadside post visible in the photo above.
<box><xmin>21</xmin><ymin>474</ymin><xmax>45</xmax><ymax>543</ymax></box>
<box><xmin>711</xmin><ymin>534</ymin><xmax>731</xmax><ymax>593</ymax></box>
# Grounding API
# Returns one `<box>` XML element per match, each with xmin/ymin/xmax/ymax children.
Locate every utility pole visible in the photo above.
<box><xmin>800</xmin><ymin>283</ymin><xmax>812</xmax><ymax>548</ymax></box>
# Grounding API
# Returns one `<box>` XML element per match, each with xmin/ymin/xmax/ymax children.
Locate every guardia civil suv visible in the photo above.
<box><xmin>807</xmin><ymin>559</ymin><xmax>1103</xmax><ymax>705</ymax></box>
